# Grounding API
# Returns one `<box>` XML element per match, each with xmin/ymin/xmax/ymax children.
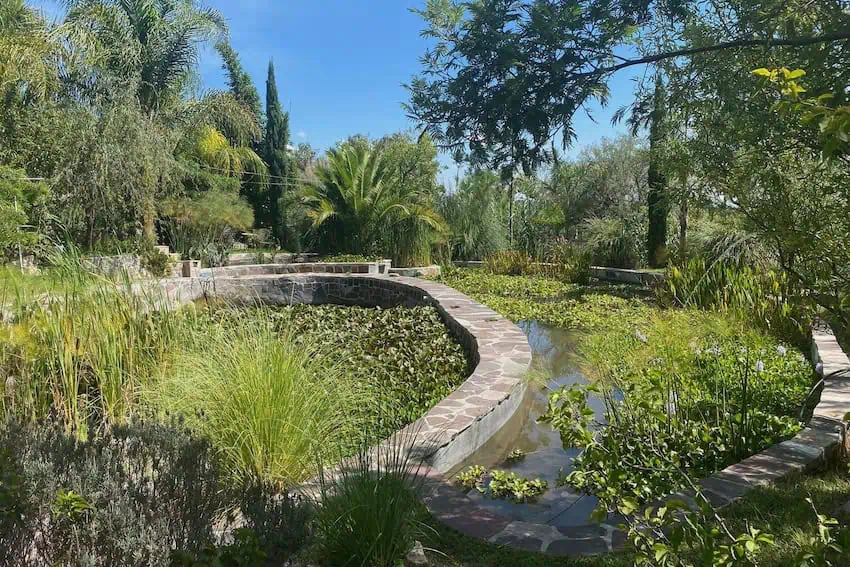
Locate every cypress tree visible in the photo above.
<box><xmin>215</xmin><ymin>41</ymin><xmax>262</xmax><ymax>124</ymax></box>
<box><xmin>647</xmin><ymin>75</ymin><xmax>669</xmax><ymax>268</ymax></box>
<box><xmin>263</xmin><ymin>60</ymin><xmax>291</xmax><ymax>240</ymax></box>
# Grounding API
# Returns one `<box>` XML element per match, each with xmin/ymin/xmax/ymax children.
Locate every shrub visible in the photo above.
<box><xmin>541</xmin><ymin>238</ymin><xmax>592</xmax><ymax>284</ymax></box>
<box><xmin>583</xmin><ymin>215</ymin><xmax>644</xmax><ymax>268</ymax></box>
<box><xmin>2</xmin><ymin>279</ymin><xmax>187</xmax><ymax>435</ymax></box>
<box><xmin>484</xmin><ymin>250</ymin><xmax>534</xmax><ymax>275</ymax></box>
<box><xmin>314</xmin><ymin>434</ymin><xmax>426</xmax><ymax>567</ymax></box>
<box><xmin>139</xmin><ymin>243</ymin><xmax>171</xmax><ymax>277</ymax></box>
<box><xmin>659</xmin><ymin>258</ymin><xmax>812</xmax><ymax>349</ymax></box>
<box><xmin>0</xmin><ymin>419</ymin><xmax>310</xmax><ymax>567</ymax></box>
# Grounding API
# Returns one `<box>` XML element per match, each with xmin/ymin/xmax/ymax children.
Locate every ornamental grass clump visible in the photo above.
<box><xmin>314</xmin><ymin>431</ymin><xmax>428</xmax><ymax>567</ymax></box>
<box><xmin>149</xmin><ymin>313</ymin><xmax>367</xmax><ymax>485</ymax></box>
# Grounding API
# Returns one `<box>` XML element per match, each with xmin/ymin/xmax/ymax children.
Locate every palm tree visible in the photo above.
<box><xmin>63</xmin><ymin>0</ymin><xmax>226</xmax><ymax>115</ymax></box>
<box><xmin>303</xmin><ymin>144</ymin><xmax>447</xmax><ymax>266</ymax></box>
<box><xmin>0</xmin><ymin>0</ymin><xmax>59</xmax><ymax>99</ymax></box>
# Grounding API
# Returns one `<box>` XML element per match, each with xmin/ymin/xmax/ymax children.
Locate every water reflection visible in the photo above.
<box><xmin>449</xmin><ymin>320</ymin><xmax>606</xmax><ymax>527</ymax></box>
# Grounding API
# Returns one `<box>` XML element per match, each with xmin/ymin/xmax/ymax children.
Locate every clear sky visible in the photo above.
<box><xmin>33</xmin><ymin>0</ymin><xmax>646</xmax><ymax>181</ymax></box>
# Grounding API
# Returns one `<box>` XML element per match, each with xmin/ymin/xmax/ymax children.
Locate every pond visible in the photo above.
<box><xmin>448</xmin><ymin>320</ymin><xmax>608</xmax><ymax>528</ymax></box>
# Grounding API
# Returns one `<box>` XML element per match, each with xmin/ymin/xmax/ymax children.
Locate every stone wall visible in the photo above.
<box><xmin>83</xmin><ymin>255</ymin><xmax>143</xmax><ymax>278</ymax></box>
<box><xmin>226</xmin><ymin>252</ymin><xmax>319</xmax><ymax>266</ymax></box>
<box><xmin>198</xmin><ymin>261</ymin><xmax>391</xmax><ymax>278</ymax></box>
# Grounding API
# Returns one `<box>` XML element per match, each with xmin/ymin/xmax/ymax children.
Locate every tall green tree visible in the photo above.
<box><xmin>215</xmin><ymin>40</ymin><xmax>262</xmax><ymax>126</ymax></box>
<box><xmin>646</xmin><ymin>76</ymin><xmax>668</xmax><ymax>267</ymax></box>
<box><xmin>64</xmin><ymin>0</ymin><xmax>227</xmax><ymax>116</ymax></box>
<box><xmin>262</xmin><ymin>60</ymin><xmax>291</xmax><ymax>242</ymax></box>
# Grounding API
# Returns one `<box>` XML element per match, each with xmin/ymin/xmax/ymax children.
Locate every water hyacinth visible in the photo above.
<box><xmin>634</xmin><ymin>330</ymin><xmax>648</xmax><ymax>344</ymax></box>
<box><xmin>755</xmin><ymin>360</ymin><xmax>765</xmax><ymax>372</ymax></box>
<box><xmin>777</xmin><ymin>345</ymin><xmax>787</xmax><ymax>356</ymax></box>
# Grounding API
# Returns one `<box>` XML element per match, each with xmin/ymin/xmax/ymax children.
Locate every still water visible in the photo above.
<box><xmin>448</xmin><ymin>321</ymin><xmax>608</xmax><ymax>527</ymax></box>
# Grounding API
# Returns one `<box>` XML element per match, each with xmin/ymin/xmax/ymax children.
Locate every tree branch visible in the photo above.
<box><xmin>580</xmin><ymin>31</ymin><xmax>850</xmax><ymax>77</ymax></box>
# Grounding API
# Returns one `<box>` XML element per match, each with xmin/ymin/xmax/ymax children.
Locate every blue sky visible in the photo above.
<box><xmin>33</xmin><ymin>0</ymin><xmax>645</xmax><ymax>182</ymax></box>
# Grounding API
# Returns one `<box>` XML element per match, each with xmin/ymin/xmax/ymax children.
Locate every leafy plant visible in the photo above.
<box><xmin>484</xmin><ymin>250</ymin><xmax>534</xmax><ymax>276</ymax></box>
<box><xmin>0</xmin><ymin>419</ymin><xmax>310</xmax><ymax>566</ymax></box>
<box><xmin>487</xmin><ymin>470</ymin><xmax>548</xmax><ymax>503</ymax></box>
<box><xmin>456</xmin><ymin>465</ymin><xmax>487</xmax><ymax>491</ymax></box>
<box><xmin>505</xmin><ymin>448</ymin><xmax>527</xmax><ymax>463</ymax></box>
<box><xmin>541</xmin><ymin>314</ymin><xmax>813</xmax><ymax>514</ymax></box>
<box><xmin>149</xmin><ymin>313</ymin><xmax>364</xmax><ymax>485</ymax></box>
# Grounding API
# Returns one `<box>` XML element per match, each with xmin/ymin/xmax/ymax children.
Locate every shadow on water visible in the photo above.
<box><xmin>448</xmin><ymin>320</ymin><xmax>610</xmax><ymax>528</ymax></box>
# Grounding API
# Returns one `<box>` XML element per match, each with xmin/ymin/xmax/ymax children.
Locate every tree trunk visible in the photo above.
<box><xmin>508</xmin><ymin>176</ymin><xmax>514</xmax><ymax>246</ymax></box>
<box><xmin>678</xmin><ymin>195</ymin><xmax>688</xmax><ymax>263</ymax></box>
<box><xmin>647</xmin><ymin>75</ymin><xmax>669</xmax><ymax>268</ymax></box>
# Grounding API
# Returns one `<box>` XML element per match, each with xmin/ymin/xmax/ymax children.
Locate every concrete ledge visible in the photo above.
<box><xmin>588</xmin><ymin>266</ymin><xmax>665</xmax><ymax>285</ymax></box>
<box><xmin>198</xmin><ymin>261</ymin><xmax>392</xmax><ymax>277</ymax></box>
<box><xmin>451</xmin><ymin>261</ymin><xmax>664</xmax><ymax>286</ymax></box>
<box><xmin>388</xmin><ymin>265</ymin><xmax>441</xmax><ymax>278</ymax></box>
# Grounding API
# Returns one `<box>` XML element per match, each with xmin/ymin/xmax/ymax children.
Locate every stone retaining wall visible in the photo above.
<box><xmin>157</xmin><ymin>273</ymin><xmax>532</xmax><ymax>473</ymax></box>
<box><xmin>451</xmin><ymin>261</ymin><xmax>665</xmax><ymax>285</ymax></box>
<box><xmin>226</xmin><ymin>252</ymin><xmax>319</xmax><ymax>266</ymax></box>
<box><xmin>198</xmin><ymin>261</ymin><xmax>391</xmax><ymax>278</ymax></box>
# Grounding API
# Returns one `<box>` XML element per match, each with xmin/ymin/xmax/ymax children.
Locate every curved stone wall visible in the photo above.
<box><xmin>158</xmin><ymin>273</ymin><xmax>532</xmax><ymax>473</ymax></box>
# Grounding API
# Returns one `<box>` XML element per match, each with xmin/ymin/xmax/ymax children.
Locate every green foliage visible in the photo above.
<box><xmin>505</xmin><ymin>448</ymin><xmax>527</xmax><ymax>463</ymax></box>
<box><xmin>455</xmin><ymin>465</ymin><xmax>547</xmax><ymax>503</ymax></box>
<box><xmin>149</xmin><ymin>312</ymin><xmax>363</xmax><ymax>485</ymax></box>
<box><xmin>440</xmin><ymin>268</ymin><xmax>654</xmax><ymax>331</ymax></box>
<box><xmin>0</xmin><ymin>166</ymin><xmax>48</xmax><ymax>256</ymax></box>
<box><xmin>541</xmin><ymin>312</ymin><xmax>814</xmax><ymax>514</ymax></box>
<box><xmin>406</xmin><ymin>0</ymin><xmax>652</xmax><ymax>170</ymax></box>
<box><xmin>261</xmin><ymin>60</ymin><xmax>291</xmax><ymax>243</ymax></box>
<box><xmin>170</xmin><ymin>529</ymin><xmax>268</xmax><ymax>567</ymax></box>
<box><xmin>660</xmin><ymin>258</ymin><xmax>812</xmax><ymax>349</ymax></box>
<box><xmin>439</xmin><ymin>168</ymin><xmax>507</xmax><ymax>261</ymax></box>
<box><xmin>484</xmin><ymin>250</ymin><xmax>534</xmax><ymax>276</ymax></box>
<box><xmin>161</xmin><ymin>191</ymin><xmax>254</xmax><ymax>265</ymax></box>
<box><xmin>583</xmin><ymin>214</ymin><xmax>645</xmax><ymax>269</ymax></box>
<box><xmin>315</xmin><ymin>435</ymin><xmax>425</xmax><ymax>567</ymax></box>
<box><xmin>456</xmin><ymin>465</ymin><xmax>488</xmax><ymax>491</ymax></box>
<box><xmin>139</xmin><ymin>242</ymin><xmax>172</xmax><ymax>277</ymax></box>
<box><xmin>216</xmin><ymin>41</ymin><xmax>263</xmax><ymax>128</ymax></box>
<box><xmin>540</xmin><ymin>239</ymin><xmax>593</xmax><ymax>285</ymax></box>
<box><xmin>303</xmin><ymin>142</ymin><xmax>448</xmax><ymax>267</ymax></box>
<box><xmin>0</xmin><ymin>419</ymin><xmax>310</xmax><ymax>566</ymax></box>
<box><xmin>259</xmin><ymin>304</ymin><xmax>469</xmax><ymax>438</ymax></box>
<box><xmin>487</xmin><ymin>470</ymin><xmax>548</xmax><ymax>503</ymax></box>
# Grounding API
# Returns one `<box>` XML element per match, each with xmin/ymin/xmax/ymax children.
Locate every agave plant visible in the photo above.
<box><xmin>303</xmin><ymin>144</ymin><xmax>447</xmax><ymax>266</ymax></box>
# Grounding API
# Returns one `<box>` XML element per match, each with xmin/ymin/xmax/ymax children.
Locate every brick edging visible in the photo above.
<box><xmin>418</xmin><ymin>325</ymin><xmax>850</xmax><ymax>556</ymax></box>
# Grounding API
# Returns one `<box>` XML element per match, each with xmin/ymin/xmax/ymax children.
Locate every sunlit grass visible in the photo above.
<box><xmin>148</xmin><ymin>312</ymin><xmax>370</xmax><ymax>485</ymax></box>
